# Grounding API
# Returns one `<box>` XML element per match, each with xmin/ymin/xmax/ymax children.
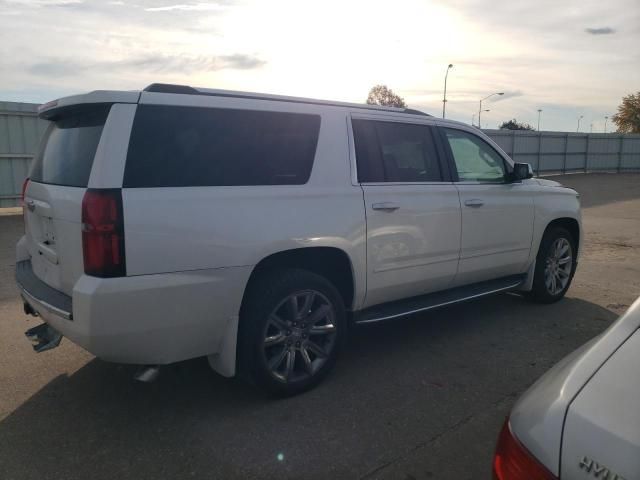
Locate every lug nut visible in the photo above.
<box><xmin>295</xmin><ymin>341</ymin><xmax>301</xmax><ymax>347</ymax></box>
<box><xmin>293</xmin><ymin>322</ymin><xmax>298</xmax><ymax>327</ymax></box>
<box><xmin>286</xmin><ymin>330</ymin><xmax>291</xmax><ymax>336</ymax></box>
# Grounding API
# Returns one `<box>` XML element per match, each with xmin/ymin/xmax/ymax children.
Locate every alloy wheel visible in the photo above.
<box><xmin>261</xmin><ymin>290</ymin><xmax>337</xmax><ymax>383</ymax></box>
<box><xmin>544</xmin><ymin>237</ymin><xmax>573</xmax><ymax>295</ymax></box>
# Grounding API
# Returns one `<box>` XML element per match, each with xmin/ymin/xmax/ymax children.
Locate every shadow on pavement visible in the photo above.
<box><xmin>0</xmin><ymin>293</ymin><xmax>617</xmax><ymax>480</ymax></box>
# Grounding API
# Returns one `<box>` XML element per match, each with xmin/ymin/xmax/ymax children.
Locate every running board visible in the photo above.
<box><xmin>354</xmin><ymin>274</ymin><xmax>526</xmax><ymax>324</ymax></box>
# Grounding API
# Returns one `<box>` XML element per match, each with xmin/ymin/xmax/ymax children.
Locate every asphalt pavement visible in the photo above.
<box><xmin>1</xmin><ymin>173</ymin><xmax>639</xmax><ymax>480</ymax></box>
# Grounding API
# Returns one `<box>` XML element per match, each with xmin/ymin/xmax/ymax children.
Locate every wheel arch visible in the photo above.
<box><xmin>241</xmin><ymin>247</ymin><xmax>357</xmax><ymax>312</ymax></box>
<box><xmin>520</xmin><ymin>216</ymin><xmax>581</xmax><ymax>293</ymax></box>
<box><xmin>544</xmin><ymin>217</ymin><xmax>581</xmax><ymax>257</ymax></box>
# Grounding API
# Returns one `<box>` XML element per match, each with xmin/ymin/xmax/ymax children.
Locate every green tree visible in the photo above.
<box><xmin>612</xmin><ymin>92</ymin><xmax>640</xmax><ymax>133</ymax></box>
<box><xmin>499</xmin><ymin>119</ymin><xmax>535</xmax><ymax>131</ymax></box>
<box><xmin>366</xmin><ymin>85</ymin><xmax>406</xmax><ymax>108</ymax></box>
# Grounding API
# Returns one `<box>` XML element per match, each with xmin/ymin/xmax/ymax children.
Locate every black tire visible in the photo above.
<box><xmin>238</xmin><ymin>268</ymin><xmax>346</xmax><ymax>396</ymax></box>
<box><xmin>528</xmin><ymin>226</ymin><xmax>577</xmax><ymax>304</ymax></box>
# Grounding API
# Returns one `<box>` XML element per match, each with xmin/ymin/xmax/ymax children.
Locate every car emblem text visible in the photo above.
<box><xmin>579</xmin><ymin>456</ymin><xmax>625</xmax><ymax>480</ymax></box>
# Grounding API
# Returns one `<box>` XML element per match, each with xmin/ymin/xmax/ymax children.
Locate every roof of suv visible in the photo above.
<box><xmin>37</xmin><ymin>83</ymin><xmax>433</xmax><ymax>119</ymax></box>
<box><xmin>143</xmin><ymin>83</ymin><xmax>431</xmax><ymax>117</ymax></box>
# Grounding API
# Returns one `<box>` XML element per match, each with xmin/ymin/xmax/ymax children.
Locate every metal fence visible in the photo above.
<box><xmin>0</xmin><ymin>102</ymin><xmax>48</xmax><ymax>207</ymax></box>
<box><xmin>1</xmin><ymin>101</ymin><xmax>639</xmax><ymax>208</ymax></box>
<box><xmin>484</xmin><ymin>129</ymin><xmax>640</xmax><ymax>174</ymax></box>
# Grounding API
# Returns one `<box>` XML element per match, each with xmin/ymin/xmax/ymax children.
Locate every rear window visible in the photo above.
<box><xmin>352</xmin><ymin>119</ymin><xmax>442</xmax><ymax>182</ymax></box>
<box><xmin>123</xmin><ymin>105</ymin><xmax>321</xmax><ymax>188</ymax></box>
<box><xmin>30</xmin><ymin>105</ymin><xmax>110</xmax><ymax>187</ymax></box>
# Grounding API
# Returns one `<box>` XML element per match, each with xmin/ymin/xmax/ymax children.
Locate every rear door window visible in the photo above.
<box><xmin>30</xmin><ymin>105</ymin><xmax>110</xmax><ymax>187</ymax></box>
<box><xmin>352</xmin><ymin>119</ymin><xmax>442</xmax><ymax>183</ymax></box>
<box><xmin>123</xmin><ymin>105</ymin><xmax>321</xmax><ymax>187</ymax></box>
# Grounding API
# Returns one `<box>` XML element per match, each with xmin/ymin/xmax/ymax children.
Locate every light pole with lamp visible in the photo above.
<box><xmin>537</xmin><ymin>109</ymin><xmax>542</xmax><ymax>131</ymax></box>
<box><xmin>442</xmin><ymin>64</ymin><xmax>454</xmax><ymax>118</ymax></box>
<box><xmin>479</xmin><ymin>92</ymin><xmax>504</xmax><ymax>129</ymax></box>
<box><xmin>604</xmin><ymin>116</ymin><xmax>609</xmax><ymax>133</ymax></box>
<box><xmin>576</xmin><ymin>115</ymin><xmax>583</xmax><ymax>132</ymax></box>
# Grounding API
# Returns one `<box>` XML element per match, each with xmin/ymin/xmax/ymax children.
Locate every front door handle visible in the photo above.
<box><xmin>372</xmin><ymin>202</ymin><xmax>400</xmax><ymax>211</ymax></box>
<box><xmin>464</xmin><ymin>199</ymin><xmax>484</xmax><ymax>208</ymax></box>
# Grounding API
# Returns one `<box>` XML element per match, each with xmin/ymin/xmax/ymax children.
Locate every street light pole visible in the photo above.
<box><xmin>576</xmin><ymin>115</ymin><xmax>583</xmax><ymax>132</ymax></box>
<box><xmin>604</xmin><ymin>116</ymin><xmax>608</xmax><ymax>134</ymax></box>
<box><xmin>537</xmin><ymin>109</ymin><xmax>542</xmax><ymax>131</ymax></box>
<box><xmin>479</xmin><ymin>92</ymin><xmax>504</xmax><ymax>129</ymax></box>
<box><xmin>442</xmin><ymin>64</ymin><xmax>453</xmax><ymax>119</ymax></box>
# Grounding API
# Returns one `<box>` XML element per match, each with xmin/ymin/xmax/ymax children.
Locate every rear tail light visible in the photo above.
<box><xmin>493</xmin><ymin>419</ymin><xmax>557</xmax><ymax>480</ymax></box>
<box><xmin>81</xmin><ymin>189</ymin><xmax>126</xmax><ymax>277</ymax></box>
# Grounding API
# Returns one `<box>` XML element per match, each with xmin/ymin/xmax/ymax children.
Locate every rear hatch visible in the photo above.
<box><xmin>561</xmin><ymin>328</ymin><xmax>640</xmax><ymax>479</ymax></box>
<box><xmin>24</xmin><ymin>104</ymin><xmax>111</xmax><ymax>296</ymax></box>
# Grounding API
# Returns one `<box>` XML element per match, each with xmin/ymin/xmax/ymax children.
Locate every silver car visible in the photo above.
<box><xmin>493</xmin><ymin>297</ymin><xmax>640</xmax><ymax>479</ymax></box>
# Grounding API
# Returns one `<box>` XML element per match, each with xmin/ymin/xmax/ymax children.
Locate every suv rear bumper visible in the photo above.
<box><xmin>16</xmin><ymin>260</ymin><xmax>72</xmax><ymax>320</ymax></box>
<box><xmin>16</xmin><ymin>259</ymin><xmax>251</xmax><ymax>375</ymax></box>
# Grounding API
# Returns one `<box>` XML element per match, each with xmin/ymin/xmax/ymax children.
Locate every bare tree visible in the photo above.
<box><xmin>366</xmin><ymin>85</ymin><xmax>407</xmax><ymax>108</ymax></box>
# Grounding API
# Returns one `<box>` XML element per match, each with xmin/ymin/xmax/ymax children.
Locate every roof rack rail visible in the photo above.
<box><xmin>144</xmin><ymin>83</ymin><xmax>200</xmax><ymax>94</ymax></box>
<box><xmin>142</xmin><ymin>83</ymin><xmax>431</xmax><ymax>117</ymax></box>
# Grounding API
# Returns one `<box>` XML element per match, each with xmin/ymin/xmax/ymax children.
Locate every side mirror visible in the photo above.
<box><xmin>512</xmin><ymin>162</ymin><xmax>533</xmax><ymax>181</ymax></box>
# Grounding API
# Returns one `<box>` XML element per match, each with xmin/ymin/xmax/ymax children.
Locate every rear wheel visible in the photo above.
<box><xmin>529</xmin><ymin>227</ymin><xmax>576</xmax><ymax>303</ymax></box>
<box><xmin>239</xmin><ymin>269</ymin><xmax>346</xmax><ymax>396</ymax></box>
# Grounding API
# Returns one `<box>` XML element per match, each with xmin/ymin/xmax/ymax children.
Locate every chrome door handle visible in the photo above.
<box><xmin>372</xmin><ymin>202</ymin><xmax>400</xmax><ymax>211</ymax></box>
<box><xmin>464</xmin><ymin>199</ymin><xmax>484</xmax><ymax>208</ymax></box>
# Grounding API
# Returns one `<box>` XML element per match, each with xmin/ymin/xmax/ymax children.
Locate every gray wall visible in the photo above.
<box><xmin>0</xmin><ymin>102</ymin><xmax>48</xmax><ymax>207</ymax></box>
<box><xmin>1</xmin><ymin>101</ymin><xmax>639</xmax><ymax>208</ymax></box>
<box><xmin>484</xmin><ymin>129</ymin><xmax>640</xmax><ymax>174</ymax></box>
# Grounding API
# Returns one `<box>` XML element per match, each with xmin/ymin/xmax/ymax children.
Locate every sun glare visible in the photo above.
<box><xmin>197</xmin><ymin>0</ymin><xmax>466</xmax><ymax>102</ymax></box>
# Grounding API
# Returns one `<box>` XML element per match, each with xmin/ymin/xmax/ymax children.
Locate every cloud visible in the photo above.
<box><xmin>3</xmin><ymin>0</ymin><xmax>84</xmax><ymax>6</ymax></box>
<box><xmin>28</xmin><ymin>61</ymin><xmax>83</xmax><ymax>76</ymax></box>
<box><xmin>492</xmin><ymin>90</ymin><xmax>524</xmax><ymax>102</ymax></box>
<box><xmin>26</xmin><ymin>54</ymin><xmax>266</xmax><ymax>77</ymax></box>
<box><xmin>116</xmin><ymin>54</ymin><xmax>266</xmax><ymax>72</ymax></box>
<box><xmin>145</xmin><ymin>2</ymin><xmax>227</xmax><ymax>12</ymax></box>
<box><xmin>217</xmin><ymin>54</ymin><xmax>266</xmax><ymax>70</ymax></box>
<box><xmin>585</xmin><ymin>27</ymin><xmax>616</xmax><ymax>35</ymax></box>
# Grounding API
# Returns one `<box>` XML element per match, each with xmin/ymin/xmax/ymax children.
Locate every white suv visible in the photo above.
<box><xmin>16</xmin><ymin>83</ymin><xmax>582</xmax><ymax>395</ymax></box>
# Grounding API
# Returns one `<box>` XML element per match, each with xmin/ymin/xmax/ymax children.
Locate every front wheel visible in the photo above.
<box><xmin>239</xmin><ymin>269</ymin><xmax>346</xmax><ymax>396</ymax></box>
<box><xmin>529</xmin><ymin>227</ymin><xmax>577</xmax><ymax>303</ymax></box>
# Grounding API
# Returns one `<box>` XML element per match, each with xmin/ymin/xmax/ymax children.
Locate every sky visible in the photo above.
<box><xmin>1</xmin><ymin>0</ymin><xmax>639</xmax><ymax>132</ymax></box>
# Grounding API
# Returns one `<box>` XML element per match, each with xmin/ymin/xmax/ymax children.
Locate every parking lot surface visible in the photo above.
<box><xmin>1</xmin><ymin>173</ymin><xmax>639</xmax><ymax>480</ymax></box>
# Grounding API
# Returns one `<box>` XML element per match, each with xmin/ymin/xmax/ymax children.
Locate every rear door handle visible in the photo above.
<box><xmin>464</xmin><ymin>199</ymin><xmax>484</xmax><ymax>208</ymax></box>
<box><xmin>372</xmin><ymin>202</ymin><xmax>400</xmax><ymax>211</ymax></box>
